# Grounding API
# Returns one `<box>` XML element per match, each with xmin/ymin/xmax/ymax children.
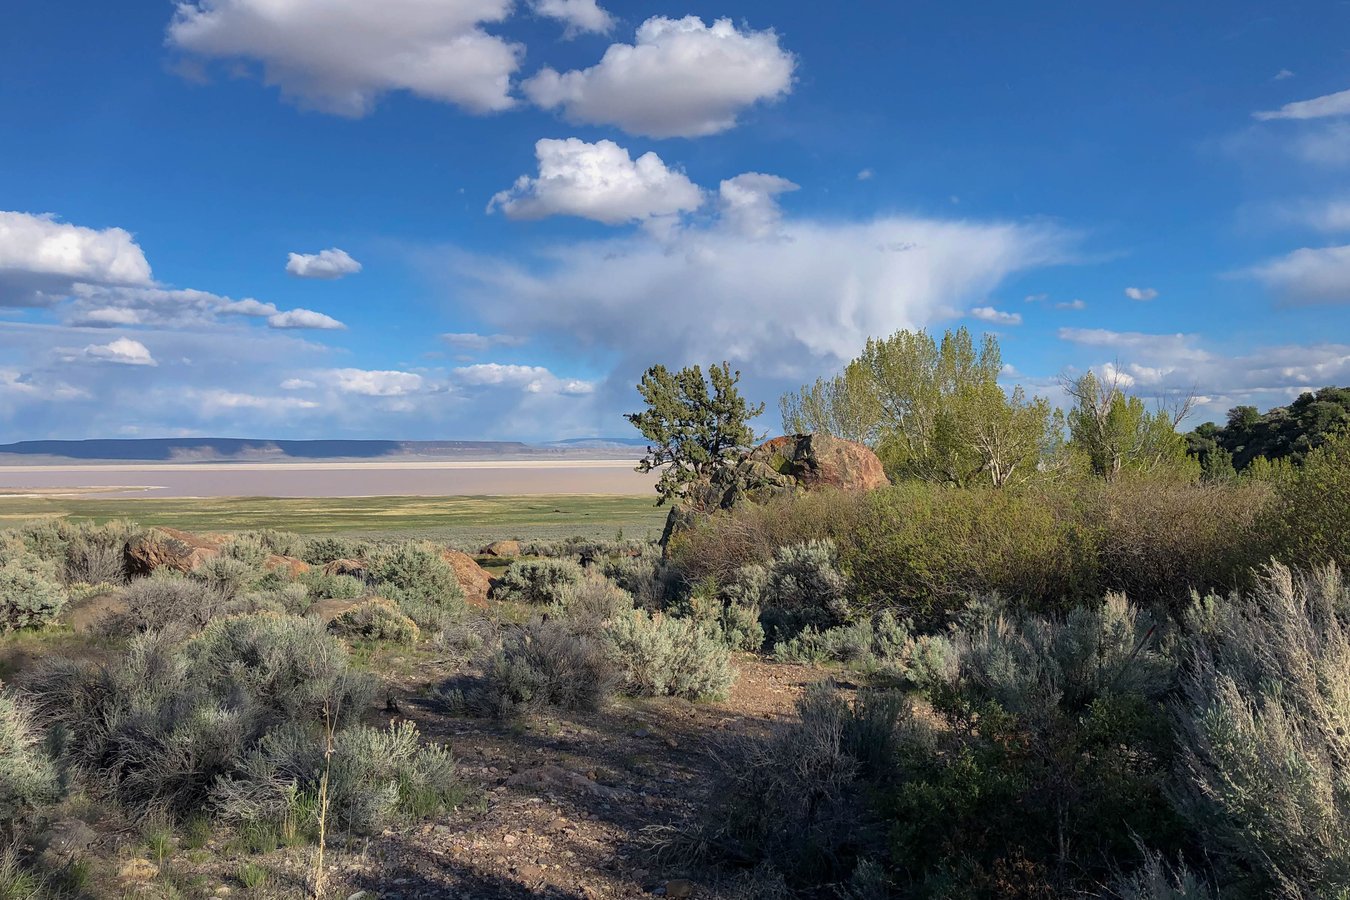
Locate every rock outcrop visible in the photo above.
<box><xmin>443</xmin><ymin>549</ymin><xmax>492</xmax><ymax>609</ymax></box>
<box><xmin>482</xmin><ymin>539</ymin><xmax>522</xmax><ymax>559</ymax></box>
<box><xmin>124</xmin><ymin>527</ymin><xmax>225</xmax><ymax>577</ymax></box>
<box><xmin>264</xmin><ymin>554</ymin><xmax>311</xmax><ymax>579</ymax></box>
<box><xmin>323</xmin><ymin>558</ymin><xmax>368</xmax><ymax>580</ymax></box>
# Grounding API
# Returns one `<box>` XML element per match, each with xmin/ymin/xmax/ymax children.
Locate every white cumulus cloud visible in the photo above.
<box><xmin>489</xmin><ymin>138</ymin><xmax>703</xmax><ymax>225</ymax></box>
<box><xmin>523</xmin><ymin>16</ymin><xmax>795</xmax><ymax>138</ymax></box>
<box><xmin>1250</xmin><ymin>244</ymin><xmax>1350</xmax><ymax>303</ymax></box>
<box><xmin>286</xmin><ymin>248</ymin><xmax>362</xmax><ymax>279</ymax></box>
<box><xmin>325</xmin><ymin>368</ymin><xmax>425</xmax><ymax>396</ymax></box>
<box><xmin>1124</xmin><ymin>286</ymin><xmax>1158</xmax><ymax>301</ymax></box>
<box><xmin>267</xmin><ymin>308</ymin><xmax>347</xmax><ymax>330</ymax></box>
<box><xmin>453</xmin><ymin>363</ymin><xmax>594</xmax><ymax>395</ymax></box>
<box><xmin>167</xmin><ymin>0</ymin><xmax>521</xmax><ymax>117</ymax></box>
<box><xmin>0</xmin><ymin>211</ymin><xmax>153</xmax><ymax>306</ymax></box>
<box><xmin>1255</xmin><ymin>87</ymin><xmax>1350</xmax><ymax>121</ymax></box>
<box><xmin>968</xmin><ymin>306</ymin><xmax>1022</xmax><ymax>326</ymax></box>
<box><xmin>76</xmin><ymin>337</ymin><xmax>158</xmax><ymax>367</ymax></box>
<box><xmin>531</xmin><ymin>0</ymin><xmax>612</xmax><ymax>35</ymax></box>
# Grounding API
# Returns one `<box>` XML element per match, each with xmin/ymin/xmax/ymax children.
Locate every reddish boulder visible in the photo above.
<box><xmin>442</xmin><ymin>549</ymin><xmax>491</xmax><ymax>609</ymax></box>
<box><xmin>305</xmin><ymin>597</ymin><xmax>365</xmax><ymax>624</ymax></box>
<box><xmin>124</xmin><ymin>528</ymin><xmax>225</xmax><ymax>577</ymax></box>
<box><xmin>323</xmin><ymin>558</ymin><xmax>368</xmax><ymax>580</ymax></box>
<box><xmin>264</xmin><ymin>554</ymin><xmax>311</xmax><ymax>579</ymax></box>
<box><xmin>481</xmin><ymin>539</ymin><xmax>522</xmax><ymax>559</ymax></box>
<box><xmin>748</xmin><ymin>433</ymin><xmax>889</xmax><ymax>492</ymax></box>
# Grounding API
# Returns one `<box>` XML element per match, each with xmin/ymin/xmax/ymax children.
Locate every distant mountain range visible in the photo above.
<box><xmin>0</xmin><ymin>437</ymin><xmax>647</xmax><ymax>463</ymax></box>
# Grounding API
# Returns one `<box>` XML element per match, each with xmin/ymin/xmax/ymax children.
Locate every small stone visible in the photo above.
<box><xmin>502</xmin><ymin>833</ymin><xmax>518</xmax><ymax>846</ymax></box>
<box><xmin>515</xmin><ymin>864</ymin><xmax>544</xmax><ymax>885</ymax></box>
<box><xmin>346</xmin><ymin>893</ymin><xmax>368</xmax><ymax>900</ymax></box>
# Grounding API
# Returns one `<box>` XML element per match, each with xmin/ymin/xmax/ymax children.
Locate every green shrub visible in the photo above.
<box><xmin>772</xmin><ymin>611</ymin><xmax>912</xmax><ymax>671</ymax></box>
<box><xmin>214</xmin><ymin>720</ymin><xmax>464</xmax><ymax>836</ymax></box>
<box><xmin>473</xmin><ymin>620</ymin><xmax>619</xmax><ymax>718</ymax></box>
<box><xmin>220</xmin><ymin>533</ymin><xmax>271</xmax><ymax>569</ymax></box>
<box><xmin>187</xmin><ymin>613</ymin><xmax>375</xmax><ymax>722</ymax></box>
<box><xmin>676</xmin><ymin>582</ymin><xmax>764</xmax><ymax>652</ymax></box>
<box><xmin>98</xmin><ymin>576</ymin><xmax>219</xmax><ymax>635</ymax></box>
<box><xmin>331</xmin><ymin>598</ymin><xmax>419</xmax><ymax>644</ymax></box>
<box><xmin>552</xmin><ymin>573</ymin><xmax>633</xmax><ymax>623</ymax></box>
<box><xmin>494</xmin><ymin>558</ymin><xmax>585</xmax><ymax>605</ymax></box>
<box><xmin>190</xmin><ymin>555</ymin><xmax>264</xmax><ymax>600</ymax></box>
<box><xmin>604</xmin><ymin>609</ymin><xmax>734</xmax><ymax>700</ymax></box>
<box><xmin>367</xmin><ymin>542</ymin><xmax>463</xmax><ymax>610</ymax></box>
<box><xmin>299</xmin><ymin>569</ymin><xmax>364</xmax><ymax>600</ymax></box>
<box><xmin>1266</xmin><ymin>429</ymin><xmax>1350</xmax><ymax>566</ymax></box>
<box><xmin>0</xmin><ymin>558</ymin><xmax>69</xmax><ymax>633</ymax></box>
<box><xmin>710</xmin><ymin>683</ymin><xmax>909</xmax><ymax>884</ymax></box>
<box><xmin>0</xmin><ymin>691</ymin><xmax>58</xmax><ymax>820</ymax></box>
<box><xmin>602</xmin><ymin>545</ymin><xmax>681</xmax><ymax>608</ymax></box>
<box><xmin>1173</xmin><ymin>563</ymin><xmax>1350</xmax><ymax>896</ymax></box>
<box><xmin>300</xmin><ymin>536</ymin><xmax>368</xmax><ymax>566</ymax></box>
<box><xmin>24</xmin><ymin>618</ymin><xmax>374</xmax><ymax>817</ymax></box>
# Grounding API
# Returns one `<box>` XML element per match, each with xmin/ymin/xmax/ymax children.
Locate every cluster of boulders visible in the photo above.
<box><xmin>662</xmin><ymin>433</ymin><xmax>889</xmax><ymax>546</ymax></box>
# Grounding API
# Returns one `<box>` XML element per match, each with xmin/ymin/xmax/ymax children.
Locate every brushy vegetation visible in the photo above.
<box><xmin>492</xmin><ymin>558</ymin><xmax>585</xmax><ymax>605</ymax></box>
<box><xmin>330</xmin><ymin>597</ymin><xmax>419</xmax><ymax>644</ymax></box>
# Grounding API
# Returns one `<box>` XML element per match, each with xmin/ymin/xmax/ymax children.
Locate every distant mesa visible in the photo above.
<box><xmin>0</xmin><ymin>437</ymin><xmax>632</xmax><ymax>463</ymax></box>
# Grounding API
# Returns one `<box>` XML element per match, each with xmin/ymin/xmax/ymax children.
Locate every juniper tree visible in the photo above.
<box><xmin>626</xmin><ymin>362</ymin><xmax>764</xmax><ymax>506</ymax></box>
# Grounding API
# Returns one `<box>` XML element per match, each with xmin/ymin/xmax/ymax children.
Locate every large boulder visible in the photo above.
<box><xmin>323</xmin><ymin>558</ymin><xmax>368</xmax><ymax>580</ymax></box>
<box><xmin>264</xmin><ymin>554</ymin><xmax>311</xmax><ymax>579</ymax></box>
<box><xmin>124</xmin><ymin>528</ymin><xmax>225</xmax><ymax>577</ymax></box>
<box><xmin>481</xmin><ymin>539</ymin><xmax>522</xmax><ymax>559</ymax></box>
<box><xmin>442</xmin><ymin>549</ymin><xmax>491</xmax><ymax>609</ymax></box>
<box><xmin>660</xmin><ymin>433</ymin><xmax>888</xmax><ymax>549</ymax></box>
<box><xmin>747</xmin><ymin>433</ymin><xmax>890</xmax><ymax>492</ymax></box>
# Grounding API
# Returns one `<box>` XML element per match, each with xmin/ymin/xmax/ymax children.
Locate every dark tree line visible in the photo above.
<box><xmin>1187</xmin><ymin>386</ymin><xmax>1350</xmax><ymax>473</ymax></box>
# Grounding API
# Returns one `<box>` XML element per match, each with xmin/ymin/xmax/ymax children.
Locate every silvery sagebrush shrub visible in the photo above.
<box><xmin>0</xmin><ymin>690</ymin><xmax>59</xmax><ymax>819</ymax></box>
<box><xmin>300</xmin><ymin>569</ymin><xmax>364</xmax><ymax>600</ymax></box>
<box><xmin>331</xmin><ymin>597</ymin><xmax>419</xmax><ymax>644</ymax></box>
<box><xmin>494</xmin><ymin>558</ymin><xmax>585</xmax><ymax>606</ymax></box>
<box><xmin>0</xmin><ymin>558</ymin><xmax>69</xmax><ymax>633</ymax></box>
<box><xmin>213</xmin><ymin>720</ymin><xmax>463</xmax><ymax>836</ymax></box>
<box><xmin>300</xmin><ymin>536</ymin><xmax>369</xmax><ymax>566</ymax></box>
<box><xmin>604</xmin><ymin>608</ymin><xmax>734</xmax><ymax>700</ymax></box>
<box><xmin>552</xmin><ymin>573</ymin><xmax>633</xmax><ymax>624</ymax></box>
<box><xmin>473</xmin><ymin>619</ymin><xmax>619</xmax><ymax>718</ymax></box>
<box><xmin>97</xmin><ymin>574</ymin><xmax>227</xmax><ymax>636</ymax></box>
<box><xmin>187</xmin><ymin>612</ymin><xmax>376</xmax><ymax>722</ymax></box>
<box><xmin>1173</xmin><ymin>562</ymin><xmax>1350</xmax><ymax>897</ymax></box>
<box><xmin>367</xmin><ymin>542</ymin><xmax>463</xmax><ymax>609</ymax></box>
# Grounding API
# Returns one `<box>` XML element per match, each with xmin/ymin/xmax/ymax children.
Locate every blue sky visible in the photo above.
<box><xmin>2</xmin><ymin>0</ymin><xmax>1349</xmax><ymax>441</ymax></box>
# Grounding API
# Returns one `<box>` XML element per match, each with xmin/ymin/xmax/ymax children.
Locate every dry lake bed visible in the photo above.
<box><xmin>0</xmin><ymin>459</ymin><xmax>657</xmax><ymax>498</ymax></box>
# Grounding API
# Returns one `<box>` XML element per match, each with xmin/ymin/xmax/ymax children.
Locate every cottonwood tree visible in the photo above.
<box><xmin>626</xmin><ymin>362</ymin><xmax>765</xmax><ymax>506</ymax></box>
<box><xmin>1062</xmin><ymin>369</ymin><xmax>1192</xmax><ymax>481</ymax></box>
<box><xmin>780</xmin><ymin>327</ymin><xmax>1053</xmax><ymax>486</ymax></box>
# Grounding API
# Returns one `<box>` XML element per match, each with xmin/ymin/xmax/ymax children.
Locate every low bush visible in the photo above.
<box><xmin>98</xmin><ymin>575</ymin><xmax>227</xmax><ymax>636</ymax></box>
<box><xmin>190</xmin><ymin>555</ymin><xmax>265</xmax><ymax>600</ymax></box>
<box><xmin>1265</xmin><ymin>428</ymin><xmax>1350</xmax><ymax>566</ymax></box>
<box><xmin>187</xmin><ymin>613</ymin><xmax>375</xmax><ymax>722</ymax></box>
<box><xmin>331</xmin><ymin>598</ymin><xmax>419</xmax><ymax>644</ymax></box>
<box><xmin>675</xmin><ymin>582</ymin><xmax>764</xmax><ymax>652</ymax></box>
<box><xmin>493</xmin><ymin>558</ymin><xmax>585</xmax><ymax>605</ymax></box>
<box><xmin>300</xmin><ymin>569</ymin><xmax>364</xmax><ymax>600</ymax></box>
<box><xmin>300</xmin><ymin>536</ymin><xmax>368</xmax><ymax>566</ymax></box>
<box><xmin>24</xmin><ymin>615</ymin><xmax>375</xmax><ymax>817</ymax></box>
<box><xmin>605</xmin><ymin>609</ymin><xmax>734</xmax><ymax>700</ymax></box>
<box><xmin>0</xmin><ymin>558</ymin><xmax>69</xmax><ymax>633</ymax></box>
<box><xmin>214</xmin><ymin>720</ymin><xmax>464</xmax><ymax>836</ymax></box>
<box><xmin>1173</xmin><ymin>563</ymin><xmax>1350</xmax><ymax>896</ymax></box>
<box><xmin>367</xmin><ymin>542</ymin><xmax>463</xmax><ymax>610</ymax></box>
<box><xmin>771</xmin><ymin>611</ymin><xmax>911</xmax><ymax>670</ymax></box>
<box><xmin>710</xmin><ymin>683</ymin><xmax>909</xmax><ymax>885</ymax></box>
<box><xmin>473</xmin><ymin>619</ymin><xmax>619</xmax><ymax>718</ymax></box>
<box><xmin>0</xmin><ymin>691</ymin><xmax>58</xmax><ymax>820</ymax></box>
<box><xmin>602</xmin><ymin>546</ymin><xmax>680</xmax><ymax>609</ymax></box>
<box><xmin>552</xmin><ymin>573</ymin><xmax>633</xmax><ymax>624</ymax></box>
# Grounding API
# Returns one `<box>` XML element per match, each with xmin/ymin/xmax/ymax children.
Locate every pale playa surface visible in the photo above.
<box><xmin>0</xmin><ymin>459</ymin><xmax>656</xmax><ymax>498</ymax></box>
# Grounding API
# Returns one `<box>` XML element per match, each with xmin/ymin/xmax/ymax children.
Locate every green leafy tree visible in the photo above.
<box><xmin>626</xmin><ymin>362</ymin><xmax>765</xmax><ymax>506</ymax></box>
<box><xmin>1186</xmin><ymin>386</ymin><xmax>1350</xmax><ymax>471</ymax></box>
<box><xmin>780</xmin><ymin>327</ymin><xmax>1053</xmax><ymax>486</ymax></box>
<box><xmin>1063</xmin><ymin>370</ymin><xmax>1192</xmax><ymax>480</ymax></box>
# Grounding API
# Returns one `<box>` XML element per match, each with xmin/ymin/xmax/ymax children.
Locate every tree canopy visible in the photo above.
<box><xmin>1186</xmin><ymin>387</ymin><xmax>1350</xmax><ymax>472</ymax></box>
<box><xmin>626</xmin><ymin>362</ymin><xmax>764</xmax><ymax>506</ymax></box>
<box><xmin>781</xmin><ymin>327</ymin><xmax>1053</xmax><ymax>486</ymax></box>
